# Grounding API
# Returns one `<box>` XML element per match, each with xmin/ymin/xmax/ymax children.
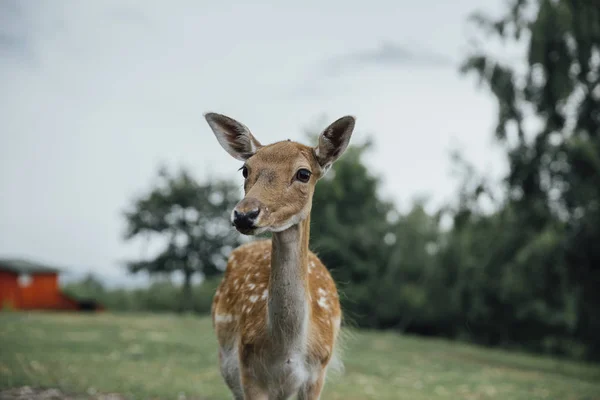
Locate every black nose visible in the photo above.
<box><xmin>232</xmin><ymin>208</ymin><xmax>260</xmax><ymax>231</ymax></box>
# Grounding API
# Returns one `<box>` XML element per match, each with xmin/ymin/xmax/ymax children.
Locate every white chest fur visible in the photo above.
<box><xmin>220</xmin><ymin>346</ymin><xmax>320</xmax><ymax>399</ymax></box>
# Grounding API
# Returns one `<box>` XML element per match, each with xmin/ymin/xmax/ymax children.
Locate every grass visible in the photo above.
<box><xmin>0</xmin><ymin>312</ymin><xmax>599</xmax><ymax>400</ymax></box>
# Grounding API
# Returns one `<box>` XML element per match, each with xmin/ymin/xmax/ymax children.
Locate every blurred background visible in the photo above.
<box><xmin>1</xmin><ymin>0</ymin><xmax>599</xmax><ymax>399</ymax></box>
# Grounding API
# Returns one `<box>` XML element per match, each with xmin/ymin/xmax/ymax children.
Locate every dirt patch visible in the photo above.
<box><xmin>0</xmin><ymin>386</ymin><xmax>126</xmax><ymax>400</ymax></box>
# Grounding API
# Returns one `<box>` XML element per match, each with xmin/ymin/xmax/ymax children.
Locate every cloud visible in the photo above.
<box><xmin>324</xmin><ymin>41</ymin><xmax>454</xmax><ymax>76</ymax></box>
<box><xmin>105</xmin><ymin>6</ymin><xmax>152</xmax><ymax>29</ymax></box>
<box><xmin>0</xmin><ymin>0</ymin><xmax>32</xmax><ymax>61</ymax></box>
<box><xmin>283</xmin><ymin>41</ymin><xmax>454</xmax><ymax>100</ymax></box>
<box><xmin>0</xmin><ymin>1</ymin><xmax>69</xmax><ymax>67</ymax></box>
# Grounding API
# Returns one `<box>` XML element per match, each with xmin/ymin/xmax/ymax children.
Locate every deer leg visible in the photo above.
<box><xmin>237</xmin><ymin>342</ymin><xmax>269</xmax><ymax>400</ymax></box>
<box><xmin>218</xmin><ymin>346</ymin><xmax>244</xmax><ymax>399</ymax></box>
<box><xmin>297</xmin><ymin>369</ymin><xmax>326</xmax><ymax>400</ymax></box>
<box><xmin>239</xmin><ymin>368</ymin><xmax>268</xmax><ymax>400</ymax></box>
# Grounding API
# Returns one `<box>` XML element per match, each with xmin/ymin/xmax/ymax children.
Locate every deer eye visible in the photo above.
<box><xmin>241</xmin><ymin>166</ymin><xmax>248</xmax><ymax>179</ymax></box>
<box><xmin>295</xmin><ymin>169</ymin><xmax>311</xmax><ymax>183</ymax></box>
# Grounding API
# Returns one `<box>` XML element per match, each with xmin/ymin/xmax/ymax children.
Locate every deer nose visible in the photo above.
<box><xmin>232</xmin><ymin>208</ymin><xmax>260</xmax><ymax>230</ymax></box>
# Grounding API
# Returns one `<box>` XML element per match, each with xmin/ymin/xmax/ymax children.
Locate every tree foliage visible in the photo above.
<box><xmin>310</xmin><ymin>140</ymin><xmax>395</xmax><ymax>326</ymax></box>
<box><xmin>304</xmin><ymin>0</ymin><xmax>600</xmax><ymax>360</ymax></box>
<box><xmin>122</xmin><ymin>167</ymin><xmax>241</xmax><ymax>311</ymax></box>
<box><xmin>457</xmin><ymin>0</ymin><xmax>600</xmax><ymax>358</ymax></box>
<box><xmin>64</xmin><ymin>274</ymin><xmax>221</xmax><ymax>315</ymax></box>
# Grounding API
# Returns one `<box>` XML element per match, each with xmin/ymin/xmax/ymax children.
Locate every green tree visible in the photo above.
<box><xmin>122</xmin><ymin>166</ymin><xmax>241</xmax><ymax>312</ymax></box>
<box><xmin>306</xmin><ymin>126</ymin><xmax>446</xmax><ymax>333</ymax></box>
<box><xmin>307</xmin><ymin>133</ymin><xmax>395</xmax><ymax>326</ymax></box>
<box><xmin>63</xmin><ymin>273</ymin><xmax>106</xmax><ymax>302</ymax></box>
<box><xmin>374</xmin><ymin>201</ymin><xmax>443</xmax><ymax>333</ymax></box>
<box><xmin>460</xmin><ymin>0</ymin><xmax>600</xmax><ymax>358</ymax></box>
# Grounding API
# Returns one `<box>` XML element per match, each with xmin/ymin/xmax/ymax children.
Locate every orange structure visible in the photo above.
<box><xmin>0</xmin><ymin>258</ymin><xmax>102</xmax><ymax>311</ymax></box>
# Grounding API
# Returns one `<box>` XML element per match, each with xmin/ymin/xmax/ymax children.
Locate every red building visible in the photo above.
<box><xmin>0</xmin><ymin>258</ymin><xmax>102</xmax><ymax>311</ymax></box>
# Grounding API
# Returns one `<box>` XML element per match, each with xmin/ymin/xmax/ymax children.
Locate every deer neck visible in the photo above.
<box><xmin>267</xmin><ymin>216</ymin><xmax>311</xmax><ymax>352</ymax></box>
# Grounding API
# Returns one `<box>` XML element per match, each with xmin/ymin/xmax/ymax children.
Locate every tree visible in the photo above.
<box><xmin>307</xmin><ymin>131</ymin><xmax>396</xmax><ymax>326</ymax></box>
<box><xmin>460</xmin><ymin>0</ymin><xmax>600</xmax><ymax>359</ymax></box>
<box><xmin>372</xmin><ymin>201</ymin><xmax>444</xmax><ymax>333</ymax></box>
<box><xmin>122</xmin><ymin>166</ymin><xmax>242</xmax><ymax>312</ymax></box>
<box><xmin>306</xmin><ymin>125</ymin><xmax>447</xmax><ymax>333</ymax></box>
<box><xmin>63</xmin><ymin>273</ymin><xmax>106</xmax><ymax>301</ymax></box>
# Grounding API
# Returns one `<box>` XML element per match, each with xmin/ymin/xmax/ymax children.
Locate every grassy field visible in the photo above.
<box><xmin>0</xmin><ymin>313</ymin><xmax>599</xmax><ymax>400</ymax></box>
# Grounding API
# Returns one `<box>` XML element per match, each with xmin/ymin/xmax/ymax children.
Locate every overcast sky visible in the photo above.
<box><xmin>0</xmin><ymin>0</ymin><xmax>509</xmax><ymax>285</ymax></box>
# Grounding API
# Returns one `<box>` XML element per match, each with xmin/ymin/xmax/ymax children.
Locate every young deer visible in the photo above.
<box><xmin>205</xmin><ymin>112</ymin><xmax>355</xmax><ymax>400</ymax></box>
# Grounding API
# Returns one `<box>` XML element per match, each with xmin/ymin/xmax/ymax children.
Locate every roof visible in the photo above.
<box><xmin>0</xmin><ymin>258</ymin><xmax>61</xmax><ymax>274</ymax></box>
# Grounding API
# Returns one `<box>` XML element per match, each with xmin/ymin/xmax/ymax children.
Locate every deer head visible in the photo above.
<box><xmin>205</xmin><ymin>113</ymin><xmax>355</xmax><ymax>235</ymax></box>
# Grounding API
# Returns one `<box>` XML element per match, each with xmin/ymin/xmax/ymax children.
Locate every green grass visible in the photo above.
<box><xmin>0</xmin><ymin>313</ymin><xmax>599</xmax><ymax>400</ymax></box>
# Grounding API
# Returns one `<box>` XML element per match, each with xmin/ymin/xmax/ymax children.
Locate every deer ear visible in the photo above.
<box><xmin>204</xmin><ymin>112</ymin><xmax>262</xmax><ymax>161</ymax></box>
<box><xmin>315</xmin><ymin>115</ymin><xmax>355</xmax><ymax>173</ymax></box>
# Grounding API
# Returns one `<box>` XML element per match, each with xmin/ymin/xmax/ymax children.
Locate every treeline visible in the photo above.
<box><xmin>64</xmin><ymin>275</ymin><xmax>221</xmax><ymax>315</ymax></box>
<box><xmin>65</xmin><ymin>0</ymin><xmax>600</xmax><ymax>361</ymax></box>
<box><xmin>309</xmin><ymin>141</ymin><xmax>594</xmax><ymax>361</ymax></box>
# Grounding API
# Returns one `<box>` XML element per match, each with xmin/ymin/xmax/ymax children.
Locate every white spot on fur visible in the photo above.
<box><xmin>215</xmin><ymin>314</ymin><xmax>233</xmax><ymax>323</ymax></box>
<box><xmin>317</xmin><ymin>297</ymin><xmax>329</xmax><ymax>309</ymax></box>
<box><xmin>261</xmin><ymin>289</ymin><xmax>268</xmax><ymax>300</ymax></box>
<box><xmin>248</xmin><ymin>283</ymin><xmax>256</xmax><ymax>290</ymax></box>
<box><xmin>317</xmin><ymin>288</ymin><xmax>327</xmax><ymax>296</ymax></box>
<box><xmin>249</xmin><ymin>295</ymin><xmax>259</xmax><ymax>303</ymax></box>
<box><xmin>332</xmin><ymin>315</ymin><xmax>341</xmax><ymax>328</ymax></box>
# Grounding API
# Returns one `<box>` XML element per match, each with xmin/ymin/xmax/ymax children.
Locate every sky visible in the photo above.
<box><xmin>0</xmin><ymin>0</ymin><xmax>509</xmax><ymax>286</ymax></box>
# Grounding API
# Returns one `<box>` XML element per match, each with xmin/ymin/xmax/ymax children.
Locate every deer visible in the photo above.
<box><xmin>204</xmin><ymin>112</ymin><xmax>355</xmax><ymax>400</ymax></box>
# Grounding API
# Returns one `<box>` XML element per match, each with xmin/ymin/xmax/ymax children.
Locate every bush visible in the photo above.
<box><xmin>63</xmin><ymin>276</ymin><xmax>220</xmax><ymax>316</ymax></box>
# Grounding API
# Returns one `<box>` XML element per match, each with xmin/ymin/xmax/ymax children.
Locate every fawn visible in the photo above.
<box><xmin>205</xmin><ymin>112</ymin><xmax>355</xmax><ymax>399</ymax></box>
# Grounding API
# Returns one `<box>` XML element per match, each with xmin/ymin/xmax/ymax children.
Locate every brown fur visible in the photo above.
<box><xmin>205</xmin><ymin>112</ymin><xmax>354</xmax><ymax>399</ymax></box>
<box><xmin>211</xmin><ymin>238</ymin><xmax>341</xmax><ymax>365</ymax></box>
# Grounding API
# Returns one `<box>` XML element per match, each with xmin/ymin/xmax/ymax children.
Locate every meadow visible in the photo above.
<box><xmin>0</xmin><ymin>312</ymin><xmax>599</xmax><ymax>400</ymax></box>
